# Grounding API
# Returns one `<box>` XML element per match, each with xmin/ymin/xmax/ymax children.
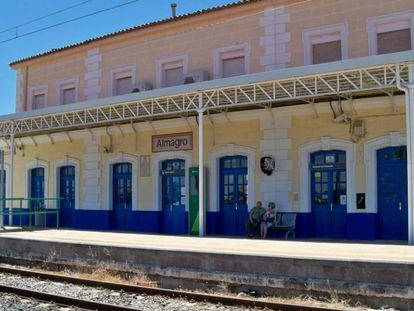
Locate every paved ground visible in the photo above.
<box><xmin>0</xmin><ymin>229</ymin><xmax>413</xmax><ymax>263</ymax></box>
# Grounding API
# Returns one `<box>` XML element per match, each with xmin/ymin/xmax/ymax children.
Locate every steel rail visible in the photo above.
<box><xmin>0</xmin><ymin>284</ymin><xmax>141</xmax><ymax>311</ymax></box>
<box><xmin>0</xmin><ymin>265</ymin><xmax>341</xmax><ymax>311</ymax></box>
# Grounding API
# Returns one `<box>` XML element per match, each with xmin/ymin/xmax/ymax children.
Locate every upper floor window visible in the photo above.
<box><xmin>156</xmin><ymin>54</ymin><xmax>188</xmax><ymax>88</ymax></box>
<box><xmin>213</xmin><ymin>43</ymin><xmax>250</xmax><ymax>78</ymax></box>
<box><xmin>367</xmin><ymin>12</ymin><xmax>413</xmax><ymax>55</ymax></box>
<box><xmin>303</xmin><ymin>23</ymin><xmax>348</xmax><ymax>65</ymax></box>
<box><xmin>28</xmin><ymin>85</ymin><xmax>48</xmax><ymax>110</ymax></box>
<box><xmin>57</xmin><ymin>78</ymin><xmax>78</xmax><ymax>105</ymax></box>
<box><xmin>109</xmin><ymin>65</ymin><xmax>136</xmax><ymax>96</ymax></box>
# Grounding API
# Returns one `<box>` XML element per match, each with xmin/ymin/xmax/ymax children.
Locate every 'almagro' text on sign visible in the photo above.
<box><xmin>152</xmin><ymin>132</ymin><xmax>193</xmax><ymax>152</ymax></box>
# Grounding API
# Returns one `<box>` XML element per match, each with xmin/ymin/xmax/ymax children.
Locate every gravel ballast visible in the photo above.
<box><xmin>0</xmin><ymin>292</ymin><xmax>83</xmax><ymax>310</ymax></box>
<box><xmin>0</xmin><ymin>273</ymin><xmax>262</xmax><ymax>311</ymax></box>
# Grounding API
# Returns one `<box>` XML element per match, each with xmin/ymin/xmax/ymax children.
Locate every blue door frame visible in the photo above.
<box><xmin>377</xmin><ymin>146</ymin><xmax>408</xmax><ymax>240</ymax></box>
<box><xmin>219</xmin><ymin>156</ymin><xmax>248</xmax><ymax>236</ymax></box>
<box><xmin>310</xmin><ymin>150</ymin><xmax>347</xmax><ymax>238</ymax></box>
<box><xmin>59</xmin><ymin>165</ymin><xmax>75</xmax><ymax>228</ymax></box>
<box><xmin>161</xmin><ymin>159</ymin><xmax>186</xmax><ymax>234</ymax></box>
<box><xmin>112</xmin><ymin>163</ymin><xmax>132</xmax><ymax>231</ymax></box>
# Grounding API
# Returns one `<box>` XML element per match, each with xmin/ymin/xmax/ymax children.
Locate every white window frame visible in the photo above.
<box><xmin>56</xmin><ymin>77</ymin><xmax>79</xmax><ymax>105</ymax></box>
<box><xmin>109</xmin><ymin>65</ymin><xmax>136</xmax><ymax>96</ymax></box>
<box><xmin>104</xmin><ymin>153</ymin><xmax>139</xmax><ymax>211</ymax></box>
<box><xmin>366</xmin><ymin>11</ymin><xmax>414</xmax><ymax>55</ymax></box>
<box><xmin>302</xmin><ymin>23</ymin><xmax>348</xmax><ymax>65</ymax></box>
<box><xmin>25</xmin><ymin>159</ymin><xmax>49</xmax><ymax>209</ymax></box>
<box><xmin>298</xmin><ymin>137</ymin><xmax>356</xmax><ymax>213</ymax></box>
<box><xmin>364</xmin><ymin>132</ymin><xmax>406</xmax><ymax>213</ymax></box>
<box><xmin>52</xmin><ymin>156</ymin><xmax>81</xmax><ymax>211</ymax></box>
<box><xmin>28</xmin><ymin>84</ymin><xmax>48</xmax><ymax>111</ymax></box>
<box><xmin>213</xmin><ymin>43</ymin><xmax>251</xmax><ymax>79</ymax></box>
<box><xmin>156</xmin><ymin>54</ymin><xmax>188</xmax><ymax>88</ymax></box>
<box><xmin>208</xmin><ymin>145</ymin><xmax>256</xmax><ymax>212</ymax></box>
<box><xmin>151</xmin><ymin>151</ymin><xmax>192</xmax><ymax>212</ymax></box>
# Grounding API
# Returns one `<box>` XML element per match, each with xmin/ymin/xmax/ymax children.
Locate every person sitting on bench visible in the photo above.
<box><xmin>246</xmin><ymin>201</ymin><xmax>266</xmax><ymax>238</ymax></box>
<box><xmin>260</xmin><ymin>202</ymin><xmax>277</xmax><ymax>239</ymax></box>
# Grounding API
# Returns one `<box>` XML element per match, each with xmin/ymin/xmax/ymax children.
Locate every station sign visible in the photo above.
<box><xmin>309</xmin><ymin>163</ymin><xmax>346</xmax><ymax>170</ymax></box>
<box><xmin>152</xmin><ymin>132</ymin><xmax>193</xmax><ymax>153</ymax></box>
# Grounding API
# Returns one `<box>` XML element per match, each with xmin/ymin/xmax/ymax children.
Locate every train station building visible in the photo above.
<box><xmin>1</xmin><ymin>0</ymin><xmax>414</xmax><ymax>242</ymax></box>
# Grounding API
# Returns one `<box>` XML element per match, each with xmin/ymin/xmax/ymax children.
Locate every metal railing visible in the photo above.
<box><xmin>0</xmin><ymin>197</ymin><xmax>62</xmax><ymax>231</ymax></box>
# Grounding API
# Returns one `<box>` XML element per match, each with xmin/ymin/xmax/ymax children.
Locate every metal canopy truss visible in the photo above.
<box><xmin>0</xmin><ymin>62</ymin><xmax>411</xmax><ymax>137</ymax></box>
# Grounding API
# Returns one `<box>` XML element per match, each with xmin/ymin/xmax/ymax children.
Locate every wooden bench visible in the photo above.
<box><xmin>269</xmin><ymin>213</ymin><xmax>297</xmax><ymax>239</ymax></box>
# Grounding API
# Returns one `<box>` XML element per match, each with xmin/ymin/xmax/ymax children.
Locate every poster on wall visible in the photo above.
<box><xmin>152</xmin><ymin>132</ymin><xmax>193</xmax><ymax>153</ymax></box>
<box><xmin>140</xmin><ymin>155</ymin><xmax>151</xmax><ymax>177</ymax></box>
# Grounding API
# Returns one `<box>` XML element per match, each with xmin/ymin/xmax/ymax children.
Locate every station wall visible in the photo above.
<box><xmin>2</xmin><ymin>95</ymin><xmax>407</xmax><ymax>238</ymax></box>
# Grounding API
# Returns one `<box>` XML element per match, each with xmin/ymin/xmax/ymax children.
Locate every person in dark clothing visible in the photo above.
<box><xmin>246</xmin><ymin>201</ymin><xmax>266</xmax><ymax>238</ymax></box>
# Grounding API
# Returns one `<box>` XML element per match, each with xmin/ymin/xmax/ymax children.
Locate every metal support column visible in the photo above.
<box><xmin>198</xmin><ymin>93</ymin><xmax>206</xmax><ymax>237</ymax></box>
<box><xmin>405</xmin><ymin>65</ymin><xmax>414</xmax><ymax>244</ymax></box>
<box><xmin>9</xmin><ymin>133</ymin><xmax>14</xmax><ymax>226</ymax></box>
<box><xmin>398</xmin><ymin>64</ymin><xmax>414</xmax><ymax>244</ymax></box>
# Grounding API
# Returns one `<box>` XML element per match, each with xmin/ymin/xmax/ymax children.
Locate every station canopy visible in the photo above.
<box><xmin>0</xmin><ymin>51</ymin><xmax>413</xmax><ymax>138</ymax></box>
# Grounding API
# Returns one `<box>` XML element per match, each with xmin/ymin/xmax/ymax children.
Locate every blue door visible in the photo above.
<box><xmin>377</xmin><ymin>147</ymin><xmax>407</xmax><ymax>240</ymax></box>
<box><xmin>0</xmin><ymin>170</ymin><xmax>5</xmax><ymax>199</ymax></box>
<box><xmin>310</xmin><ymin>150</ymin><xmax>347</xmax><ymax>238</ymax></box>
<box><xmin>59</xmin><ymin>166</ymin><xmax>75</xmax><ymax>227</ymax></box>
<box><xmin>161</xmin><ymin>159</ymin><xmax>186</xmax><ymax>234</ymax></box>
<box><xmin>220</xmin><ymin>156</ymin><xmax>248</xmax><ymax>236</ymax></box>
<box><xmin>30</xmin><ymin>168</ymin><xmax>45</xmax><ymax>210</ymax></box>
<box><xmin>0</xmin><ymin>170</ymin><xmax>6</xmax><ymax>223</ymax></box>
<box><xmin>112</xmin><ymin>163</ymin><xmax>132</xmax><ymax>231</ymax></box>
<box><xmin>30</xmin><ymin>168</ymin><xmax>45</xmax><ymax>225</ymax></box>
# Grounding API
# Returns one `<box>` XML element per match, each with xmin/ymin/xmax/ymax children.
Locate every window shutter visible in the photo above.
<box><xmin>222</xmin><ymin>56</ymin><xmax>245</xmax><ymax>78</ymax></box>
<box><xmin>164</xmin><ymin>66</ymin><xmax>183</xmax><ymax>87</ymax></box>
<box><xmin>312</xmin><ymin>40</ymin><xmax>342</xmax><ymax>64</ymax></box>
<box><xmin>115</xmin><ymin>76</ymin><xmax>133</xmax><ymax>95</ymax></box>
<box><xmin>33</xmin><ymin>94</ymin><xmax>46</xmax><ymax>109</ymax></box>
<box><xmin>377</xmin><ymin>29</ymin><xmax>411</xmax><ymax>55</ymax></box>
<box><xmin>62</xmin><ymin>87</ymin><xmax>76</xmax><ymax>105</ymax></box>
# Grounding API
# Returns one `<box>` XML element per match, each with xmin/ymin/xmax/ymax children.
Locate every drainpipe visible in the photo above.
<box><xmin>23</xmin><ymin>67</ymin><xmax>28</xmax><ymax>112</ymax></box>
<box><xmin>0</xmin><ymin>150</ymin><xmax>4</xmax><ymax>228</ymax></box>
<box><xmin>397</xmin><ymin>64</ymin><xmax>414</xmax><ymax>244</ymax></box>
<box><xmin>198</xmin><ymin>93</ymin><xmax>206</xmax><ymax>237</ymax></box>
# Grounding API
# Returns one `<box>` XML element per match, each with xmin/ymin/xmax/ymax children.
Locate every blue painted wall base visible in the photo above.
<box><xmin>295</xmin><ymin>213</ymin><xmax>312</xmax><ymax>238</ymax></box>
<box><xmin>346</xmin><ymin>213</ymin><xmax>376</xmax><ymax>240</ymax></box>
<box><xmin>2</xmin><ymin>208</ymin><xmax>381</xmax><ymax>241</ymax></box>
<box><xmin>74</xmin><ymin>210</ymin><xmax>111</xmax><ymax>230</ymax></box>
<box><xmin>206</xmin><ymin>212</ymin><xmax>220</xmax><ymax>235</ymax></box>
<box><xmin>129</xmin><ymin>211</ymin><xmax>161</xmax><ymax>233</ymax></box>
<box><xmin>3</xmin><ymin>213</ymin><xmax>29</xmax><ymax>227</ymax></box>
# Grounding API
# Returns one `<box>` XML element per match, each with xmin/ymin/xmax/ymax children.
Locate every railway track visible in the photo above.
<box><xmin>0</xmin><ymin>266</ymin><xmax>341</xmax><ymax>311</ymax></box>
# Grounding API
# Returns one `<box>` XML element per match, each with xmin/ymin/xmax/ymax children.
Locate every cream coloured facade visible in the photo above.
<box><xmin>2</xmin><ymin>0</ymin><xmax>414</xmax><ymax>241</ymax></box>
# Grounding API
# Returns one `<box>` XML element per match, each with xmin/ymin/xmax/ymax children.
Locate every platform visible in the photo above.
<box><xmin>0</xmin><ymin>230</ymin><xmax>413</xmax><ymax>309</ymax></box>
<box><xmin>0</xmin><ymin>229</ymin><xmax>412</xmax><ymax>263</ymax></box>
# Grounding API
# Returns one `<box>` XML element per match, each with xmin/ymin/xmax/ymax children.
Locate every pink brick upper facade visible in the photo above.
<box><xmin>11</xmin><ymin>0</ymin><xmax>414</xmax><ymax>112</ymax></box>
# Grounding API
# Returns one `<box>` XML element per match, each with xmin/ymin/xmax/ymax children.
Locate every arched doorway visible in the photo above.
<box><xmin>112</xmin><ymin>162</ymin><xmax>132</xmax><ymax>230</ymax></box>
<box><xmin>219</xmin><ymin>155</ymin><xmax>248</xmax><ymax>235</ymax></box>
<box><xmin>310</xmin><ymin>150</ymin><xmax>347</xmax><ymax>238</ymax></box>
<box><xmin>161</xmin><ymin>159</ymin><xmax>186</xmax><ymax>234</ymax></box>
<box><xmin>30</xmin><ymin>167</ymin><xmax>45</xmax><ymax>226</ymax></box>
<box><xmin>59</xmin><ymin>165</ymin><xmax>75</xmax><ymax>227</ymax></box>
<box><xmin>377</xmin><ymin>146</ymin><xmax>408</xmax><ymax>240</ymax></box>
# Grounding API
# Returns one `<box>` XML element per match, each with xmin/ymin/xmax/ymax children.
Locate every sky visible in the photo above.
<box><xmin>0</xmin><ymin>0</ymin><xmax>237</xmax><ymax>115</ymax></box>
